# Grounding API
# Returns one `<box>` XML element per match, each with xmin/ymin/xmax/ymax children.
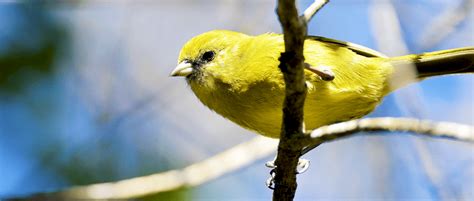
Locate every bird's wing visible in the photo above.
<box><xmin>307</xmin><ymin>36</ymin><xmax>388</xmax><ymax>58</ymax></box>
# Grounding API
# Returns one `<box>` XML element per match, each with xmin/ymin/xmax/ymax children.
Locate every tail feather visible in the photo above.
<box><xmin>389</xmin><ymin>47</ymin><xmax>474</xmax><ymax>79</ymax></box>
<box><xmin>384</xmin><ymin>47</ymin><xmax>473</xmax><ymax>93</ymax></box>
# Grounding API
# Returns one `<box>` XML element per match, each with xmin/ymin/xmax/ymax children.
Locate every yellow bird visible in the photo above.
<box><xmin>171</xmin><ymin>30</ymin><xmax>473</xmax><ymax>138</ymax></box>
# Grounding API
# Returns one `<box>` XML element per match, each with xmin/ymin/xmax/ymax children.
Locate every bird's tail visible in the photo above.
<box><xmin>389</xmin><ymin>47</ymin><xmax>474</xmax><ymax>78</ymax></box>
<box><xmin>385</xmin><ymin>47</ymin><xmax>473</xmax><ymax>91</ymax></box>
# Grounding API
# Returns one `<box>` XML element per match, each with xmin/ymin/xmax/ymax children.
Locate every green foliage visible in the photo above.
<box><xmin>0</xmin><ymin>4</ymin><xmax>66</xmax><ymax>95</ymax></box>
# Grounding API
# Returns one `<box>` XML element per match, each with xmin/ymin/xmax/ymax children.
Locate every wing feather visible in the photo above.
<box><xmin>307</xmin><ymin>36</ymin><xmax>388</xmax><ymax>58</ymax></box>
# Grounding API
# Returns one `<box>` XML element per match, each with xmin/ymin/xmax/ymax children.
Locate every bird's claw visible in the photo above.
<box><xmin>296</xmin><ymin>158</ymin><xmax>310</xmax><ymax>174</ymax></box>
<box><xmin>265</xmin><ymin>158</ymin><xmax>311</xmax><ymax>189</ymax></box>
<box><xmin>265</xmin><ymin>160</ymin><xmax>276</xmax><ymax>169</ymax></box>
<box><xmin>265</xmin><ymin>169</ymin><xmax>277</xmax><ymax>190</ymax></box>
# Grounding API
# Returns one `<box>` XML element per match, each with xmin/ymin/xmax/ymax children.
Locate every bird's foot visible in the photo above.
<box><xmin>265</xmin><ymin>157</ymin><xmax>311</xmax><ymax>189</ymax></box>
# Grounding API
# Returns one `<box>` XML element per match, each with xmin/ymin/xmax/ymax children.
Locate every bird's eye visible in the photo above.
<box><xmin>201</xmin><ymin>51</ymin><xmax>215</xmax><ymax>62</ymax></box>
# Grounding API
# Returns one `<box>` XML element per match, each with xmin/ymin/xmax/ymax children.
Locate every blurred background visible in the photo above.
<box><xmin>0</xmin><ymin>0</ymin><xmax>472</xmax><ymax>200</ymax></box>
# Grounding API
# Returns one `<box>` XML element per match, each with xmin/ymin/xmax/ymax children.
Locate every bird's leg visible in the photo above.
<box><xmin>304</xmin><ymin>63</ymin><xmax>335</xmax><ymax>81</ymax></box>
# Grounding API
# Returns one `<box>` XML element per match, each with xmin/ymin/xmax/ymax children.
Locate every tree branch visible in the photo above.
<box><xmin>273</xmin><ymin>0</ymin><xmax>328</xmax><ymax>200</ymax></box>
<box><xmin>10</xmin><ymin>117</ymin><xmax>472</xmax><ymax>200</ymax></box>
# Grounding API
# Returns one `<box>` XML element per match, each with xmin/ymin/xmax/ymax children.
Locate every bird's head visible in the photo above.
<box><xmin>170</xmin><ymin>30</ymin><xmax>249</xmax><ymax>85</ymax></box>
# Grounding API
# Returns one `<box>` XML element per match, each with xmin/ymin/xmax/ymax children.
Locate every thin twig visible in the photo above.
<box><xmin>273</xmin><ymin>0</ymin><xmax>329</xmax><ymax>200</ymax></box>
<box><xmin>302</xmin><ymin>118</ymin><xmax>474</xmax><ymax>148</ymax></box>
<box><xmin>303</xmin><ymin>0</ymin><xmax>330</xmax><ymax>22</ymax></box>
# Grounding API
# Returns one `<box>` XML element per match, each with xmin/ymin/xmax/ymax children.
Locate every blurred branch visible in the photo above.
<box><xmin>15</xmin><ymin>137</ymin><xmax>278</xmax><ymax>200</ymax></box>
<box><xmin>417</xmin><ymin>0</ymin><xmax>473</xmax><ymax>50</ymax></box>
<box><xmin>273</xmin><ymin>0</ymin><xmax>328</xmax><ymax>200</ymax></box>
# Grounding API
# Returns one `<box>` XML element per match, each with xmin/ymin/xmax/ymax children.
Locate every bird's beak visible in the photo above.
<box><xmin>170</xmin><ymin>62</ymin><xmax>193</xmax><ymax>77</ymax></box>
